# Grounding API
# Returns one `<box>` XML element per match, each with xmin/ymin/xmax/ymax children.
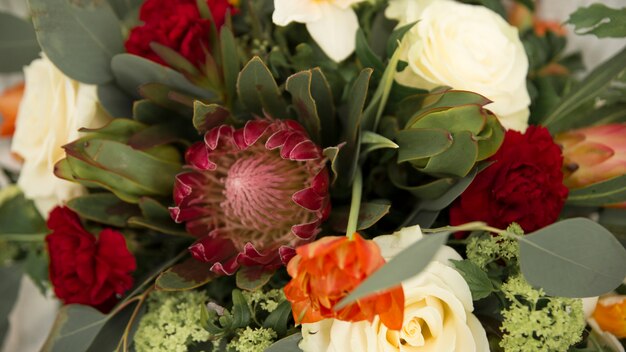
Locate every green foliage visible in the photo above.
<box><xmin>134</xmin><ymin>290</ymin><xmax>211</xmax><ymax>352</ymax></box>
<box><xmin>29</xmin><ymin>0</ymin><xmax>124</xmax><ymax>84</ymax></box>
<box><xmin>265</xmin><ymin>333</ymin><xmax>303</xmax><ymax>352</ymax></box>
<box><xmin>567</xmin><ymin>174</ymin><xmax>626</xmax><ymax>206</ymax></box>
<box><xmin>0</xmin><ymin>13</ymin><xmax>39</xmax><ymax>73</ymax></box>
<box><xmin>567</xmin><ymin>4</ymin><xmax>626</xmax><ymax>38</ymax></box>
<box><xmin>0</xmin><ymin>186</ymin><xmax>47</xmax><ymax>236</ymax></box>
<box><xmin>328</xmin><ymin>201</ymin><xmax>391</xmax><ymax>232</ymax></box>
<box><xmin>227</xmin><ymin>327</ymin><xmax>277</xmax><ymax>352</ymax></box>
<box><xmin>0</xmin><ymin>265</ymin><xmax>22</xmax><ymax>345</ymax></box>
<box><xmin>500</xmin><ymin>275</ymin><xmax>585</xmax><ymax>352</ymax></box>
<box><xmin>518</xmin><ymin>218</ymin><xmax>626</xmax><ymax>298</ymax></box>
<box><xmin>156</xmin><ymin>258</ymin><xmax>216</xmax><ymax>291</ymax></box>
<box><xmin>42</xmin><ymin>305</ymin><xmax>109</xmax><ymax>352</ymax></box>
<box><xmin>237</xmin><ymin>57</ymin><xmax>288</xmax><ymax>119</ymax></box>
<box><xmin>451</xmin><ymin>259</ymin><xmax>496</xmax><ymax>300</ymax></box>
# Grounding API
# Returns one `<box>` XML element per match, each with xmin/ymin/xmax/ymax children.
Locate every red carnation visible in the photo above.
<box><xmin>450</xmin><ymin>126</ymin><xmax>568</xmax><ymax>233</ymax></box>
<box><xmin>125</xmin><ymin>0</ymin><xmax>236</xmax><ymax>66</ymax></box>
<box><xmin>46</xmin><ymin>206</ymin><xmax>136</xmax><ymax>310</ymax></box>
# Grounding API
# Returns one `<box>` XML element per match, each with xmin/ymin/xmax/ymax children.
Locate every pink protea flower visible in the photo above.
<box><xmin>170</xmin><ymin>119</ymin><xmax>330</xmax><ymax>275</ymax></box>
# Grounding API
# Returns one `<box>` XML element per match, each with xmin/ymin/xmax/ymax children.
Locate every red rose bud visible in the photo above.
<box><xmin>284</xmin><ymin>234</ymin><xmax>405</xmax><ymax>330</ymax></box>
<box><xmin>170</xmin><ymin>119</ymin><xmax>330</xmax><ymax>275</ymax></box>
<box><xmin>556</xmin><ymin>124</ymin><xmax>626</xmax><ymax>195</ymax></box>
<box><xmin>46</xmin><ymin>207</ymin><xmax>136</xmax><ymax>311</ymax></box>
<box><xmin>125</xmin><ymin>0</ymin><xmax>237</xmax><ymax>66</ymax></box>
<box><xmin>450</xmin><ymin>126</ymin><xmax>568</xmax><ymax>233</ymax></box>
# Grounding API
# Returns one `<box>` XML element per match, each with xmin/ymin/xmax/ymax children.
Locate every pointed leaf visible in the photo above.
<box><xmin>360</xmin><ymin>131</ymin><xmax>398</xmax><ymax>156</ymax></box>
<box><xmin>329</xmin><ymin>202</ymin><xmax>391</xmax><ymax>232</ymax></box>
<box><xmin>337</xmin><ymin>233</ymin><xmax>448</xmax><ymax>308</ymax></box>
<box><xmin>451</xmin><ymin>260</ymin><xmax>495</xmax><ymax>300</ymax></box>
<box><xmin>231</xmin><ymin>289</ymin><xmax>252</xmax><ymax>328</ymax></box>
<box><xmin>236</xmin><ymin>266</ymin><xmax>274</xmax><ymax>291</ymax></box>
<box><xmin>155</xmin><ymin>258</ymin><xmax>216</xmax><ymax>291</ymax></box>
<box><xmin>519</xmin><ymin>218</ymin><xmax>626</xmax><ymax>297</ymax></box>
<box><xmin>310</xmin><ymin>68</ymin><xmax>336</xmax><ymax>146</ymax></box>
<box><xmin>263</xmin><ymin>301</ymin><xmax>292</xmax><ymax>337</ymax></box>
<box><xmin>286</xmin><ymin>71</ymin><xmax>321</xmax><ymax>143</ymax></box>
<box><xmin>237</xmin><ymin>56</ymin><xmax>288</xmax><ymax>119</ymax></box>
<box><xmin>67</xmin><ymin>193</ymin><xmax>140</xmax><ymax>227</ymax></box>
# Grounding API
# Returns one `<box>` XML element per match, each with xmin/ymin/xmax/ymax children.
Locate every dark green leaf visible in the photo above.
<box><xmin>263</xmin><ymin>301</ymin><xmax>292</xmax><ymax>337</ymax></box>
<box><xmin>155</xmin><ymin>258</ymin><xmax>216</xmax><ymax>291</ymax></box>
<box><xmin>355</xmin><ymin>28</ymin><xmax>384</xmax><ymax>74</ymax></box>
<box><xmin>286</xmin><ymin>71</ymin><xmax>321</xmax><ymax>143</ymax></box>
<box><xmin>192</xmin><ymin>101</ymin><xmax>229</xmax><ymax>133</ymax></box>
<box><xmin>451</xmin><ymin>260</ymin><xmax>495</xmax><ymax>300</ymax></box>
<box><xmin>150</xmin><ymin>42</ymin><xmax>199</xmax><ymax>76</ymax></box>
<box><xmin>85</xmin><ymin>301</ymin><xmax>139</xmax><ymax>352</ymax></box>
<box><xmin>107</xmin><ymin>0</ymin><xmax>143</xmax><ymax>20</ymax></box>
<box><xmin>97</xmin><ymin>83</ymin><xmax>133</xmax><ymax>118</ymax></box>
<box><xmin>322</xmin><ymin>145</ymin><xmax>342</xmax><ymax>185</ymax></box>
<box><xmin>265</xmin><ymin>333</ymin><xmax>303</xmax><ymax>352</ymax></box>
<box><xmin>220</xmin><ymin>27</ymin><xmax>239</xmax><ymax>105</ymax></box>
<box><xmin>396</xmin><ymin>128</ymin><xmax>452</xmax><ymax>162</ymax></box>
<box><xmin>236</xmin><ymin>56</ymin><xmax>288</xmax><ymax>119</ymax></box>
<box><xmin>231</xmin><ymin>289</ymin><xmax>251</xmax><ymax>328</ymax></box>
<box><xmin>329</xmin><ymin>202</ymin><xmax>391</xmax><ymax>232</ymax></box>
<box><xmin>0</xmin><ymin>186</ymin><xmax>47</xmax><ymax>235</ymax></box>
<box><xmin>23</xmin><ymin>246</ymin><xmax>48</xmax><ymax>294</ymax></box>
<box><xmin>519</xmin><ymin>218</ymin><xmax>626</xmax><ymax>297</ymax></box>
<box><xmin>236</xmin><ymin>266</ymin><xmax>274</xmax><ymax>291</ymax></box>
<box><xmin>128</xmin><ymin>197</ymin><xmax>189</xmax><ymax>236</ymax></box>
<box><xmin>41</xmin><ymin>305</ymin><xmax>108</xmax><ymax>352</ymax></box>
<box><xmin>0</xmin><ymin>13</ymin><xmax>39</xmax><ymax>73</ymax></box>
<box><xmin>360</xmin><ymin>131</ymin><xmax>399</xmax><ymax>156</ymax></box>
<box><xmin>337</xmin><ymin>233</ymin><xmax>448</xmax><ymax>308</ymax></box>
<box><xmin>567</xmin><ymin>174</ymin><xmax>626</xmax><ymax>206</ymax></box>
<box><xmin>67</xmin><ymin>193</ymin><xmax>140</xmax><ymax>227</ymax></box>
<box><xmin>386</xmin><ymin>22</ymin><xmax>416</xmax><ymax>58</ymax></box>
<box><xmin>29</xmin><ymin>0</ymin><xmax>124</xmax><ymax>84</ymax></box>
<box><xmin>567</xmin><ymin>4</ymin><xmax>626</xmax><ymax>38</ymax></box>
<box><xmin>310</xmin><ymin>68</ymin><xmax>336</xmax><ymax>146</ymax></box>
<box><xmin>544</xmin><ymin>46</ymin><xmax>626</xmax><ymax>132</ymax></box>
<box><xmin>0</xmin><ymin>265</ymin><xmax>22</xmax><ymax>344</ymax></box>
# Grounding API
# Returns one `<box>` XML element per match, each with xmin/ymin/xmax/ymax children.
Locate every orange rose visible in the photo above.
<box><xmin>0</xmin><ymin>83</ymin><xmax>25</xmax><ymax>137</ymax></box>
<box><xmin>284</xmin><ymin>234</ymin><xmax>404</xmax><ymax>330</ymax></box>
<box><xmin>593</xmin><ymin>296</ymin><xmax>626</xmax><ymax>338</ymax></box>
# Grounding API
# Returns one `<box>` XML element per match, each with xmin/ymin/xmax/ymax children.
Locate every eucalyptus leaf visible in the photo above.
<box><xmin>337</xmin><ymin>232</ymin><xmax>448</xmax><ymax>309</ymax></box>
<box><xmin>567</xmin><ymin>3</ymin><xmax>626</xmax><ymax>38</ymax></box>
<box><xmin>41</xmin><ymin>305</ymin><xmax>108</xmax><ymax>352</ymax></box>
<box><xmin>567</xmin><ymin>174</ymin><xmax>626</xmax><ymax>206</ymax></box>
<box><xmin>265</xmin><ymin>333</ymin><xmax>303</xmax><ymax>352</ymax></box>
<box><xmin>0</xmin><ymin>266</ymin><xmax>22</xmax><ymax>345</ymax></box>
<box><xmin>0</xmin><ymin>13</ymin><xmax>39</xmax><ymax>73</ymax></box>
<box><xmin>29</xmin><ymin>0</ymin><xmax>124</xmax><ymax>84</ymax></box>
<box><xmin>519</xmin><ymin>218</ymin><xmax>626</xmax><ymax>297</ymax></box>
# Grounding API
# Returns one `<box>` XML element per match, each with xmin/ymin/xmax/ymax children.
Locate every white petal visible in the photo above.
<box><xmin>467</xmin><ymin>313</ymin><xmax>490</xmax><ymax>352</ymax></box>
<box><xmin>305</xmin><ymin>4</ymin><xmax>359</xmax><ymax>62</ymax></box>
<box><xmin>300</xmin><ymin>320</ymin><xmax>333</xmax><ymax>352</ymax></box>
<box><xmin>272</xmin><ymin>0</ymin><xmax>322</xmax><ymax>26</ymax></box>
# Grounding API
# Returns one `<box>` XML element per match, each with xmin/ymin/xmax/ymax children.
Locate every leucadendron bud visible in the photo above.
<box><xmin>55</xmin><ymin>118</ymin><xmax>182</xmax><ymax>204</ymax></box>
<box><xmin>395</xmin><ymin>89</ymin><xmax>505</xmax><ymax>178</ymax></box>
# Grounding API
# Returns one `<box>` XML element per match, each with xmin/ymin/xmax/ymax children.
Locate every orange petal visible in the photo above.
<box><xmin>593</xmin><ymin>297</ymin><xmax>626</xmax><ymax>338</ymax></box>
<box><xmin>0</xmin><ymin>83</ymin><xmax>25</xmax><ymax>137</ymax></box>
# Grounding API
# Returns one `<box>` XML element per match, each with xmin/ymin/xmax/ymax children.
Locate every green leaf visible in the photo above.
<box><xmin>360</xmin><ymin>131</ymin><xmax>399</xmax><ymax>156</ymax></box>
<box><xmin>567</xmin><ymin>4</ymin><xmax>626</xmax><ymax>38</ymax></box>
<box><xmin>265</xmin><ymin>333</ymin><xmax>303</xmax><ymax>352</ymax></box>
<box><xmin>150</xmin><ymin>42</ymin><xmax>199</xmax><ymax>76</ymax></box>
<box><xmin>519</xmin><ymin>218</ymin><xmax>626</xmax><ymax>297</ymax></box>
<box><xmin>421</xmin><ymin>131</ymin><xmax>478</xmax><ymax>178</ymax></box>
<box><xmin>192</xmin><ymin>101</ymin><xmax>229</xmax><ymax>133</ymax></box>
<box><xmin>155</xmin><ymin>258</ymin><xmax>216</xmax><ymax>291</ymax></box>
<box><xmin>67</xmin><ymin>193</ymin><xmax>140</xmax><ymax>227</ymax></box>
<box><xmin>396</xmin><ymin>128</ymin><xmax>452</xmax><ymax>162</ymax></box>
<box><xmin>220</xmin><ymin>27</ymin><xmax>239</xmax><ymax>105</ymax></box>
<box><xmin>310</xmin><ymin>68</ymin><xmax>336</xmax><ymax>146</ymax></box>
<box><xmin>0</xmin><ymin>265</ymin><xmax>22</xmax><ymax>344</ymax></box>
<box><xmin>329</xmin><ymin>202</ymin><xmax>391</xmax><ymax>232</ymax></box>
<box><xmin>231</xmin><ymin>289</ymin><xmax>252</xmax><ymax>328</ymax></box>
<box><xmin>41</xmin><ymin>305</ymin><xmax>108</xmax><ymax>352</ymax></box>
<box><xmin>263</xmin><ymin>301</ymin><xmax>292</xmax><ymax>337</ymax></box>
<box><xmin>567</xmin><ymin>174</ymin><xmax>626</xmax><ymax>206</ymax></box>
<box><xmin>107</xmin><ymin>0</ymin><xmax>143</xmax><ymax>20</ymax></box>
<box><xmin>0</xmin><ymin>186</ymin><xmax>47</xmax><ymax>235</ymax></box>
<box><xmin>23</xmin><ymin>245</ymin><xmax>49</xmax><ymax>294</ymax></box>
<box><xmin>286</xmin><ymin>70</ymin><xmax>322</xmax><ymax>143</ymax></box>
<box><xmin>0</xmin><ymin>13</ymin><xmax>39</xmax><ymax>73</ymax></box>
<box><xmin>323</xmin><ymin>145</ymin><xmax>342</xmax><ymax>185</ymax></box>
<box><xmin>85</xmin><ymin>301</ymin><xmax>138</xmax><ymax>352</ymax></box>
<box><xmin>111</xmin><ymin>54</ymin><xmax>211</xmax><ymax>99</ymax></box>
<box><xmin>543</xmin><ymin>46</ymin><xmax>626</xmax><ymax>132</ymax></box>
<box><xmin>237</xmin><ymin>56</ymin><xmax>288</xmax><ymax>119</ymax></box>
<box><xmin>29</xmin><ymin>0</ymin><xmax>124</xmax><ymax>84</ymax></box>
<box><xmin>337</xmin><ymin>232</ymin><xmax>448</xmax><ymax>309</ymax></box>
<box><xmin>236</xmin><ymin>266</ymin><xmax>274</xmax><ymax>291</ymax></box>
<box><xmin>386</xmin><ymin>22</ymin><xmax>416</xmax><ymax>58</ymax></box>
<box><xmin>128</xmin><ymin>197</ymin><xmax>189</xmax><ymax>236</ymax></box>
<box><xmin>451</xmin><ymin>260</ymin><xmax>495</xmax><ymax>300</ymax></box>
<box><xmin>97</xmin><ymin>83</ymin><xmax>133</xmax><ymax>118</ymax></box>
<box><xmin>355</xmin><ymin>28</ymin><xmax>384</xmax><ymax>74</ymax></box>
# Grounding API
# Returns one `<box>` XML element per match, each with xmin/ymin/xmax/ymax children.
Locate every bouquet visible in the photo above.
<box><xmin>1</xmin><ymin>0</ymin><xmax>626</xmax><ymax>351</ymax></box>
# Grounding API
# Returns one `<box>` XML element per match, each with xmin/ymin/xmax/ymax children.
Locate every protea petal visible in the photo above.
<box><xmin>172</xmin><ymin>118</ymin><xmax>330</xmax><ymax>274</ymax></box>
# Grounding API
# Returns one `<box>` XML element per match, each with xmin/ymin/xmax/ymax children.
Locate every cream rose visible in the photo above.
<box><xmin>11</xmin><ymin>56</ymin><xmax>110</xmax><ymax>216</ymax></box>
<box><xmin>299</xmin><ymin>225</ymin><xmax>489</xmax><ymax>352</ymax></box>
<box><xmin>394</xmin><ymin>0</ymin><xmax>530</xmax><ymax>132</ymax></box>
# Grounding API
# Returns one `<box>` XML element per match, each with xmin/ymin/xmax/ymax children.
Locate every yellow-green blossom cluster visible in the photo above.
<box><xmin>467</xmin><ymin>223</ymin><xmax>521</xmax><ymax>269</ymax></box>
<box><xmin>242</xmin><ymin>288</ymin><xmax>285</xmax><ymax>313</ymax></box>
<box><xmin>500</xmin><ymin>275</ymin><xmax>585</xmax><ymax>352</ymax></box>
<box><xmin>226</xmin><ymin>327</ymin><xmax>277</xmax><ymax>352</ymax></box>
<box><xmin>134</xmin><ymin>290</ymin><xmax>211</xmax><ymax>352</ymax></box>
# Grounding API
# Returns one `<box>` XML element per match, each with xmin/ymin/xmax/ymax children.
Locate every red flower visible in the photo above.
<box><xmin>284</xmin><ymin>234</ymin><xmax>405</xmax><ymax>330</ymax></box>
<box><xmin>46</xmin><ymin>207</ymin><xmax>136</xmax><ymax>310</ymax></box>
<box><xmin>170</xmin><ymin>119</ymin><xmax>330</xmax><ymax>275</ymax></box>
<box><xmin>450</xmin><ymin>126</ymin><xmax>568</xmax><ymax>233</ymax></box>
<box><xmin>125</xmin><ymin>0</ymin><xmax>236</xmax><ymax>66</ymax></box>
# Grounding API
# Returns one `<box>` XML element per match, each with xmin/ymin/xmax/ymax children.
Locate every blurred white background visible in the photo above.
<box><xmin>0</xmin><ymin>0</ymin><xmax>625</xmax><ymax>351</ymax></box>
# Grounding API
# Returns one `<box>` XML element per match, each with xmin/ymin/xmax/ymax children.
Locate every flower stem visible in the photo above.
<box><xmin>346</xmin><ymin>169</ymin><xmax>363</xmax><ymax>240</ymax></box>
<box><xmin>422</xmin><ymin>222</ymin><xmax>519</xmax><ymax>239</ymax></box>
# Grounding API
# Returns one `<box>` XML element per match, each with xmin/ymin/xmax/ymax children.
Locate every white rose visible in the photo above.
<box><xmin>395</xmin><ymin>0</ymin><xmax>530</xmax><ymax>132</ymax></box>
<box><xmin>299</xmin><ymin>225</ymin><xmax>490</xmax><ymax>352</ymax></box>
<box><xmin>272</xmin><ymin>0</ymin><xmax>365</xmax><ymax>62</ymax></box>
<box><xmin>11</xmin><ymin>56</ymin><xmax>110</xmax><ymax>216</ymax></box>
<box><xmin>385</xmin><ymin>0</ymin><xmax>437</xmax><ymax>26</ymax></box>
